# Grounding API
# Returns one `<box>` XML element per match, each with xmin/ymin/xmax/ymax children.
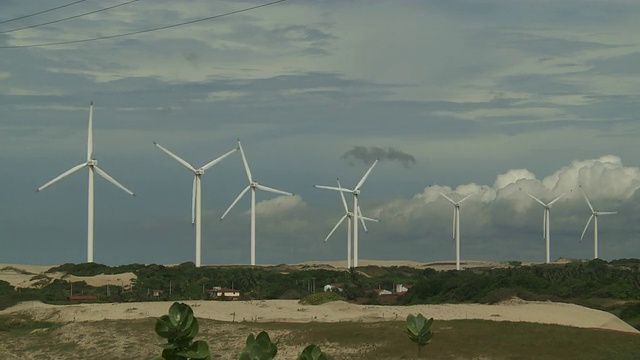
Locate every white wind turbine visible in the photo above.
<box><xmin>580</xmin><ymin>193</ymin><xmax>617</xmax><ymax>259</ymax></box>
<box><xmin>36</xmin><ymin>102</ymin><xmax>135</xmax><ymax>263</ymax></box>
<box><xmin>315</xmin><ymin>160</ymin><xmax>378</xmax><ymax>268</ymax></box>
<box><xmin>220</xmin><ymin>139</ymin><xmax>294</xmax><ymax>266</ymax></box>
<box><xmin>322</xmin><ymin>178</ymin><xmax>379</xmax><ymax>268</ymax></box>
<box><xmin>528</xmin><ymin>193</ymin><xmax>564</xmax><ymax>264</ymax></box>
<box><xmin>439</xmin><ymin>193</ymin><xmax>472</xmax><ymax>271</ymax></box>
<box><xmin>153</xmin><ymin>141</ymin><xmax>238</xmax><ymax>267</ymax></box>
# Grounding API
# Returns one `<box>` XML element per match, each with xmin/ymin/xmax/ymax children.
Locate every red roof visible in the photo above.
<box><xmin>206</xmin><ymin>288</ymin><xmax>239</xmax><ymax>293</ymax></box>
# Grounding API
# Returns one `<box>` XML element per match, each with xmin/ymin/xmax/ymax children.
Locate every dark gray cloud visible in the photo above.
<box><xmin>341</xmin><ymin>146</ymin><xmax>416</xmax><ymax>168</ymax></box>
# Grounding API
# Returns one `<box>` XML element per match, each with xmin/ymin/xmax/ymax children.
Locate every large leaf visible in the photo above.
<box><xmin>298</xmin><ymin>344</ymin><xmax>328</xmax><ymax>360</ymax></box>
<box><xmin>241</xmin><ymin>331</ymin><xmax>278</xmax><ymax>360</ymax></box>
<box><xmin>176</xmin><ymin>340</ymin><xmax>211</xmax><ymax>359</ymax></box>
<box><xmin>156</xmin><ymin>315</ymin><xmax>178</xmax><ymax>339</ymax></box>
<box><xmin>168</xmin><ymin>302</ymin><xmax>194</xmax><ymax>330</ymax></box>
<box><xmin>406</xmin><ymin>313</ymin><xmax>434</xmax><ymax>346</ymax></box>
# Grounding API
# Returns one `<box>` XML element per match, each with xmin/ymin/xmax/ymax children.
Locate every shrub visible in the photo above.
<box><xmin>298</xmin><ymin>291</ymin><xmax>345</xmax><ymax>305</ymax></box>
<box><xmin>154</xmin><ymin>302</ymin><xmax>211</xmax><ymax>360</ymax></box>
<box><xmin>406</xmin><ymin>313</ymin><xmax>433</xmax><ymax>358</ymax></box>
<box><xmin>297</xmin><ymin>344</ymin><xmax>328</xmax><ymax>360</ymax></box>
<box><xmin>238</xmin><ymin>331</ymin><xmax>277</xmax><ymax>360</ymax></box>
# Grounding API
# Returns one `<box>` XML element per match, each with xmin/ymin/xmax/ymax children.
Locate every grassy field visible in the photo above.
<box><xmin>0</xmin><ymin>314</ymin><xmax>638</xmax><ymax>359</ymax></box>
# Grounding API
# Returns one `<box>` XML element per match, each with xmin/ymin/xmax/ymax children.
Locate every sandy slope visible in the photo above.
<box><xmin>0</xmin><ymin>263</ymin><xmax>136</xmax><ymax>289</ymax></box>
<box><xmin>2</xmin><ymin>298</ymin><xmax>637</xmax><ymax>334</ymax></box>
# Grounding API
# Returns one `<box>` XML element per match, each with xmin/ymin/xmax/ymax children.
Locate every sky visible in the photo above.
<box><xmin>1</xmin><ymin>0</ymin><xmax>639</xmax><ymax>266</ymax></box>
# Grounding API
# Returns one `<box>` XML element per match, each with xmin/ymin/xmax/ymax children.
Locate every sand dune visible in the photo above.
<box><xmin>1</xmin><ymin>298</ymin><xmax>637</xmax><ymax>334</ymax></box>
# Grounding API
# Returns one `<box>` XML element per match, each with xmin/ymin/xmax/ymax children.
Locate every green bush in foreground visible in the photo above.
<box><xmin>154</xmin><ymin>302</ymin><xmax>211</xmax><ymax>360</ymax></box>
<box><xmin>406</xmin><ymin>313</ymin><xmax>433</xmax><ymax>358</ymax></box>
<box><xmin>298</xmin><ymin>291</ymin><xmax>346</xmax><ymax>305</ymax></box>
<box><xmin>239</xmin><ymin>331</ymin><xmax>278</xmax><ymax>360</ymax></box>
<box><xmin>155</xmin><ymin>303</ymin><xmax>330</xmax><ymax>359</ymax></box>
<box><xmin>297</xmin><ymin>344</ymin><xmax>329</xmax><ymax>360</ymax></box>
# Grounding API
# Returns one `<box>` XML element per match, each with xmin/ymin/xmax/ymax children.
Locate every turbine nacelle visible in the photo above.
<box><xmin>195</xmin><ymin>169</ymin><xmax>204</xmax><ymax>175</ymax></box>
<box><xmin>87</xmin><ymin>159</ymin><xmax>98</xmax><ymax>166</ymax></box>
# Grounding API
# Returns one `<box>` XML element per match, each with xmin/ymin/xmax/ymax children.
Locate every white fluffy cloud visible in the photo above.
<box><xmin>253</xmin><ymin>194</ymin><xmax>306</xmax><ymax>217</ymax></box>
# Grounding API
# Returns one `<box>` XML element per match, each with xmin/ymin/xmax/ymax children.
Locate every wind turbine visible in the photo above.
<box><xmin>580</xmin><ymin>194</ymin><xmax>617</xmax><ymax>259</ymax></box>
<box><xmin>322</xmin><ymin>178</ymin><xmax>379</xmax><ymax>268</ymax></box>
<box><xmin>220</xmin><ymin>139</ymin><xmax>294</xmax><ymax>266</ymax></box>
<box><xmin>36</xmin><ymin>102</ymin><xmax>135</xmax><ymax>263</ymax></box>
<box><xmin>315</xmin><ymin>159</ymin><xmax>378</xmax><ymax>268</ymax></box>
<box><xmin>527</xmin><ymin>193</ymin><xmax>564</xmax><ymax>264</ymax></box>
<box><xmin>439</xmin><ymin>193</ymin><xmax>471</xmax><ymax>271</ymax></box>
<box><xmin>153</xmin><ymin>141</ymin><xmax>238</xmax><ymax>267</ymax></box>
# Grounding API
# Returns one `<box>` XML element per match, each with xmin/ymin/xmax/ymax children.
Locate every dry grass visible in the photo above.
<box><xmin>1</xmin><ymin>315</ymin><xmax>639</xmax><ymax>359</ymax></box>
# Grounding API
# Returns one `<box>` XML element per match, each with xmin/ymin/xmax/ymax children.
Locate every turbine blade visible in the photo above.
<box><xmin>360</xmin><ymin>214</ymin><xmax>369</xmax><ymax>232</ymax></box>
<box><xmin>360</xmin><ymin>215</ymin><xmax>379</xmax><ymax>222</ymax></box>
<box><xmin>548</xmin><ymin>193</ymin><xmax>565</xmax><ymax>207</ymax></box>
<box><xmin>315</xmin><ymin>185</ymin><xmax>352</xmax><ymax>193</ymax></box>
<box><xmin>237</xmin><ymin>139</ymin><xmax>253</xmax><ymax>182</ymax></box>
<box><xmin>528</xmin><ymin>194</ymin><xmax>546</xmax><ymax>207</ymax></box>
<box><xmin>153</xmin><ymin>142</ymin><xmax>196</xmax><ymax>172</ymax></box>
<box><xmin>255</xmin><ymin>184</ymin><xmax>293</xmax><ymax>196</ymax></box>
<box><xmin>200</xmin><ymin>146</ymin><xmax>238</xmax><ymax>172</ymax></box>
<box><xmin>325</xmin><ymin>214</ymin><xmax>347</xmax><ymax>242</ymax></box>
<box><xmin>94</xmin><ymin>166</ymin><xmax>135</xmax><ymax>196</ymax></box>
<box><xmin>220</xmin><ymin>186</ymin><xmax>251</xmax><ymax>220</ymax></box>
<box><xmin>583</xmin><ymin>193</ymin><xmax>594</xmax><ymax>213</ymax></box>
<box><xmin>337</xmin><ymin>179</ymin><xmax>349</xmax><ymax>213</ymax></box>
<box><xmin>87</xmin><ymin>102</ymin><xmax>93</xmax><ymax>161</ymax></box>
<box><xmin>36</xmin><ymin>163</ymin><xmax>86</xmax><ymax>192</ymax></box>
<box><xmin>580</xmin><ymin>214</ymin><xmax>594</xmax><ymax>241</ymax></box>
<box><xmin>439</xmin><ymin>192</ymin><xmax>456</xmax><ymax>205</ymax></box>
<box><xmin>191</xmin><ymin>176</ymin><xmax>196</xmax><ymax>224</ymax></box>
<box><xmin>355</xmin><ymin>159</ymin><xmax>378</xmax><ymax>190</ymax></box>
<box><xmin>596</xmin><ymin>211</ymin><xmax>618</xmax><ymax>215</ymax></box>
<box><xmin>458</xmin><ymin>194</ymin><xmax>472</xmax><ymax>204</ymax></box>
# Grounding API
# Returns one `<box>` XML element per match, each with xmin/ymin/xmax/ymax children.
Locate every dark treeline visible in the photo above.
<box><xmin>398</xmin><ymin>259</ymin><xmax>640</xmax><ymax>305</ymax></box>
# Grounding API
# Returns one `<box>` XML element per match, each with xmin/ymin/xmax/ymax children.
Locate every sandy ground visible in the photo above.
<box><xmin>2</xmin><ymin>298</ymin><xmax>637</xmax><ymax>334</ymax></box>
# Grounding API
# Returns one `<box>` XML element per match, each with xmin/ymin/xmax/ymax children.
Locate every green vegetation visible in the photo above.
<box><xmin>0</xmin><ymin>314</ymin><xmax>638</xmax><ymax>359</ymax></box>
<box><xmin>3</xmin><ymin>258</ymin><xmax>640</xmax><ymax>329</ymax></box>
<box><xmin>399</xmin><ymin>259</ymin><xmax>640</xmax><ymax>305</ymax></box>
<box><xmin>298</xmin><ymin>291</ymin><xmax>345</xmax><ymax>305</ymax></box>
<box><xmin>154</xmin><ymin>302</ymin><xmax>211</xmax><ymax>360</ymax></box>
<box><xmin>405</xmin><ymin>314</ymin><xmax>433</xmax><ymax>357</ymax></box>
<box><xmin>238</xmin><ymin>331</ymin><xmax>278</xmax><ymax>360</ymax></box>
<box><xmin>297</xmin><ymin>345</ymin><xmax>328</xmax><ymax>360</ymax></box>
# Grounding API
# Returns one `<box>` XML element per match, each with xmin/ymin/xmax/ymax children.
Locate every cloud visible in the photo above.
<box><xmin>341</xmin><ymin>146</ymin><xmax>416</xmax><ymax>167</ymax></box>
<box><xmin>253</xmin><ymin>195</ymin><xmax>306</xmax><ymax>217</ymax></box>
<box><xmin>376</xmin><ymin>155</ymin><xmax>640</xmax><ymax>232</ymax></box>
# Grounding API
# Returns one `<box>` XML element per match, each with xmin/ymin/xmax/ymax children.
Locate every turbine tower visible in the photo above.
<box><xmin>528</xmin><ymin>193</ymin><xmax>564</xmax><ymax>264</ymax></box>
<box><xmin>322</xmin><ymin>178</ymin><xmax>379</xmax><ymax>268</ymax></box>
<box><xmin>315</xmin><ymin>160</ymin><xmax>378</xmax><ymax>268</ymax></box>
<box><xmin>440</xmin><ymin>193</ymin><xmax>471</xmax><ymax>271</ymax></box>
<box><xmin>153</xmin><ymin>142</ymin><xmax>238</xmax><ymax>267</ymax></box>
<box><xmin>220</xmin><ymin>139</ymin><xmax>294</xmax><ymax>266</ymax></box>
<box><xmin>580</xmin><ymin>194</ymin><xmax>617</xmax><ymax>259</ymax></box>
<box><xmin>36</xmin><ymin>102</ymin><xmax>136</xmax><ymax>263</ymax></box>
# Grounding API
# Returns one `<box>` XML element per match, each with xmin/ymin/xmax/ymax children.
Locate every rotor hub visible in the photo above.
<box><xmin>87</xmin><ymin>159</ymin><xmax>97</xmax><ymax>166</ymax></box>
